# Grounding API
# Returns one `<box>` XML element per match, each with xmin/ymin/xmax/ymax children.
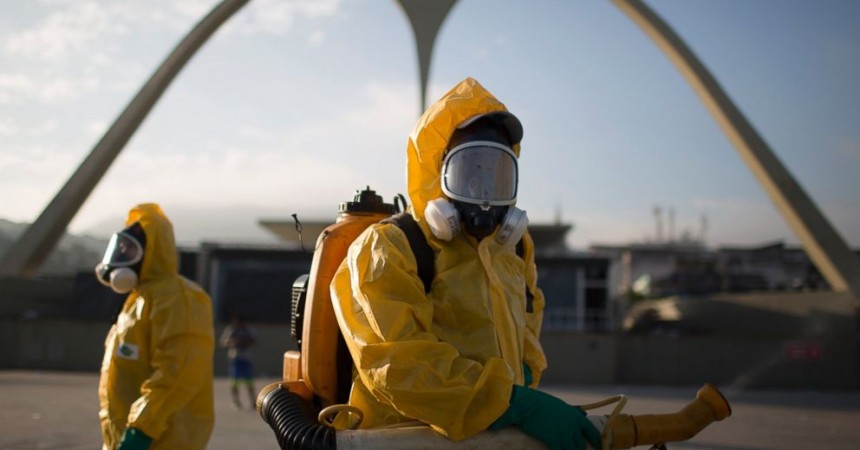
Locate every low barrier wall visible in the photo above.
<box><xmin>2</xmin><ymin>320</ymin><xmax>855</xmax><ymax>390</ymax></box>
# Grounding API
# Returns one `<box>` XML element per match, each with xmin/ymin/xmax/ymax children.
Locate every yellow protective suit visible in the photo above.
<box><xmin>98</xmin><ymin>203</ymin><xmax>215</xmax><ymax>450</ymax></box>
<box><xmin>331</xmin><ymin>78</ymin><xmax>547</xmax><ymax>440</ymax></box>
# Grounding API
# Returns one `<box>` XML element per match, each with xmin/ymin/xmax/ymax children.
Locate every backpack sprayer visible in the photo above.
<box><xmin>257</xmin><ymin>187</ymin><xmax>732</xmax><ymax>450</ymax></box>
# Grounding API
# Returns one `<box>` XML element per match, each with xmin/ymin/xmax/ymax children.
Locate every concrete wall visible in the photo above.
<box><xmin>616</xmin><ymin>335</ymin><xmax>857</xmax><ymax>390</ymax></box>
<box><xmin>0</xmin><ymin>320</ymin><xmax>295</xmax><ymax>378</ymax></box>
<box><xmin>2</xmin><ymin>320</ymin><xmax>111</xmax><ymax>371</ymax></box>
<box><xmin>539</xmin><ymin>332</ymin><xmax>857</xmax><ymax>390</ymax></box>
<box><xmin>2</xmin><ymin>319</ymin><xmax>855</xmax><ymax>390</ymax></box>
<box><xmin>540</xmin><ymin>332</ymin><xmax>618</xmax><ymax>384</ymax></box>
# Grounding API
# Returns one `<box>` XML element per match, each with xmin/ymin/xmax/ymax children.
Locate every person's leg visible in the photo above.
<box><xmin>234</xmin><ymin>358</ymin><xmax>256</xmax><ymax>408</ymax></box>
<box><xmin>228</xmin><ymin>358</ymin><xmax>242</xmax><ymax>409</ymax></box>
<box><xmin>245</xmin><ymin>378</ymin><xmax>257</xmax><ymax>408</ymax></box>
<box><xmin>244</xmin><ymin>361</ymin><xmax>257</xmax><ymax>407</ymax></box>
<box><xmin>231</xmin><ymin>382</ymin><xmax>242</xmax><ymax>409</ymax></box>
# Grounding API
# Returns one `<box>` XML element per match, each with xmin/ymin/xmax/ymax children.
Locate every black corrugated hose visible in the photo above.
<box><xmin>259</xmin><ymin>386</ymin><xmax>337</xmax><ymax>450</ymax></box>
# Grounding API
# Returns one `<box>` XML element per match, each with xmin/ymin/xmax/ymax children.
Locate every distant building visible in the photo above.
<box><xmin>192</xmin><ymin>243</ymin><xmax>312</xmax><ymax>323</ymax></box>
<box><xmin>255</xmin><ymin>217</ymin><xmax>617</xmax><ymax>332</ymax></box>
<box><xmin>716</xmin><ymin>242</ymin><xmax>823</xmax><ymax>291</ymax></box>
<box><xmin>51</xmin><ymin>213</ymin><xmax>615</xmax><ymax>332</ymax></box>
<box><xmin>590</xmin><ymin>239</ymin><xmax>831</xmax><ymax>299</ymax></box>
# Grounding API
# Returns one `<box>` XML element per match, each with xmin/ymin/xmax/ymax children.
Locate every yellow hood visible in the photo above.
<box><xmin>407</xmin><ymin>77</ymin><xmax>521</xmax><ymax>223</ymax></box>
<box><xmin>124</xmin><ymin>203</ymin><xmax>177</xmax><ymax>282</ymax></box>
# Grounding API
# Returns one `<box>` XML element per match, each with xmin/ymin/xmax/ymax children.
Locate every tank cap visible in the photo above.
<box><xmin>339</xmin><ymin>186</ymin><xmax>398</xmax><ymax>214</ymax></box>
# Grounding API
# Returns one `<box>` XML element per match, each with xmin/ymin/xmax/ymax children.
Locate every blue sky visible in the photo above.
<box><xmin>1</xmin><ymin>0</ymin><xmax>858</xmax><ymax>250</ymax></box>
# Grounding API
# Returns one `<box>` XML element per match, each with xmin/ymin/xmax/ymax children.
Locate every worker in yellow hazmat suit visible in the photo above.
<box><xmin>96</xmin><ymin>203</ymin><xmax>214</xmax><ymax>450</ymax></box>
<box><xmin>331</xmin><ymin>78</ymin><xmax>601</xmax><ymax>450</ymax></box>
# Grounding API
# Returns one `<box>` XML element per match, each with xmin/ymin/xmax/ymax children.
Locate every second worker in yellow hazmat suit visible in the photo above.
<box><xmin>331</xmin><ymin>78</ymin><xmax>601</xmax><ymax>450</ymax></box>
<box><xmin>96</xmin><ymin>203</ymin><xmax>214</xmax><ymax>450</ymax></box>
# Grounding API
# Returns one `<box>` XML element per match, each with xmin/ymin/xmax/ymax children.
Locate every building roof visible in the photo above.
<box><xmin>259</xmin><ymin>218</ymin><xmax>574</xmax><ymax>251</ymax></box>
<box><xmin>258</xmin><ymin>219</ymin><xmax>332</xmax><ymax>249</ymax></box>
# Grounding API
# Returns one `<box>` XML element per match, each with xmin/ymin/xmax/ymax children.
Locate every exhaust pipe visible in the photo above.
<box><xmin>257</xmin><ymin>383</ymin><xmax>336</xmax><ymax>450</ymax></box>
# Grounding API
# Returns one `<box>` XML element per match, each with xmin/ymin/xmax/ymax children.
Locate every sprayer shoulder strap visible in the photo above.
<box><xmin>382</xmin><ymin>212</ymin><xmax>532</xmax><ymax>312</ymax></box>
<box><xmin>381</xmin><ymin>212</ymin><xmax>435</xmax><ymax>293</ymax></box>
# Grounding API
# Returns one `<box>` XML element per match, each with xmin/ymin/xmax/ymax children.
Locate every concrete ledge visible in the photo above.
<box><xmin>3</xmin><ymin>319</ymin><xmax>855</xmax><ymax>390</ymax></box>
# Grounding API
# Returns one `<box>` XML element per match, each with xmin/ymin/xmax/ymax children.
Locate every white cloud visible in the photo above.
<box><xmin>0</xmin><ymin>117</ymin><xmax>59</xmax><ymax>137</ymax></box>
<box><xmin>169</xmin><ymin>0</ymin><xmax>224</xmax><ymax>25</ymax></box>
<box><xmin>2</xmin><ymin>1</ymin><xmax>239</xmax><ymax>63</ymax></box>
<box><xmin>59</xmin><ymin>78</ymin><xmax>414</xmax><ymax>239</ymax></box>
<box><xmin>4</xmin><ymin>1</ymin><xmax>122</xmax><ymax>62</ymax></box>
<box><xmin>0</xmin><ymin>144</ymin><xmax>79</xmax><ymax>178</ymax></box>
<box><xmin>342</xmin><ymin>81</ymin><xmax>417</xmax><ymax>131</ymax></box>
<box><xmin>86</xmin><ymin>120</ymin><xmax>108</xmax><ymax>138</ymax></box>
<box><xmin>38</xmin><ymin>77</ymin><xmax>80</xmax><ymax>102</ymax></box>
<box><xmin>307</xmin><ymin>30</ymin><xmax>327</xmax><ymax>47</ymax></box>
<box><xmin>0</xmin><ymin>144</ymin><xmax>84</xmax><ymax>223</ymax></box>
<box><xmin>235</xmin><ymin>124</ymin><xmax>274</xmax><ymax>142</ymax></box>
<box><xmin>0</xmin><ymin>74</ymin><xmax>35</xmax><ymax>103</ymax></box>
<box><xmin>1</xmin><ymin>0</ymin><xmax>345</xmax><ymax>109</ymax></box>
<box><xmin>31</xmin><ymin>119</ymin><xmax>59</xmax><ymax>136</ymax></box>
<box><xmin>0</xmin><ymin>118</ymin><xmax>14</xmax><ymax>137</ymax></box>
<box><xmin>0</xmin><ymin>73</ymin><xmax>93</xmax><ymax>104</ymax></box>
<box><xmin>229</xmin><ymin>0</ymin><xmax>342</xmax><ymax>36</ymax></box>
<box><xmin>66</xmin><ymin>145</ymin><xmax>371</xmax><ymax>239</ymax></box>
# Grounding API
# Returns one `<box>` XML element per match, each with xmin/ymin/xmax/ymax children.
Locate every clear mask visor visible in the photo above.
<box><xmin>100</xmin><ymin>231</ymin><xmax>143</xmax><ymax>267</ymax></box>
<box><xmin>442</xmin><ymin>141</ymin><xmax>518</xmax><ymax>206</ymax></box>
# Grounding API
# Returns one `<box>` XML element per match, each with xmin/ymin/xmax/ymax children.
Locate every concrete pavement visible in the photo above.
<box><xmin>1</xmin><ymin>370</ymin><xmax>858</xmax><ymax>449</ymax></box>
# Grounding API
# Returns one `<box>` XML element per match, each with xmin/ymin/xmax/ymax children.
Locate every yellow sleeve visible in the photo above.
<box><xmin>127</xmin><ymin>279</ymin><xmax>214</xmax><ymax>438</ymax></box>
<box><xmin>521</xmin><ymin>232</ymin><xmax>548</xmax><ymax>387</ymax></box>
<box><xmin>331</xmin><ymin>224</ymin><xmax>514</xmax><ymax>440</ymax></box>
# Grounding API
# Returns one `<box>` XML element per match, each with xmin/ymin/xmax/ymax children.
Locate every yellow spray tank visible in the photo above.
<box><xmin>282</xmin><ymin>186</ymin><xmax>400</xmax><ymax>406</ymax></box>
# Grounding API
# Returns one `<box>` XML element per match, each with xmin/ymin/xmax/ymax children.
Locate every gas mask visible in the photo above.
<box><xmin>424</xmin><ymin>139</ymin><xmax>529</xmax><ymax>245</ymax></box>
<box><xmin>95</xmin><ymin>223</ymin><xmax>146</xmax><ymax>294</ymax></box>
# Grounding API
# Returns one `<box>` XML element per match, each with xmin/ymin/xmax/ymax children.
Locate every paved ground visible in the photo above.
<box><xmin>1</xmin><ymin>370</ymin><xmax>859</xmax><ymax>449</ymax></box>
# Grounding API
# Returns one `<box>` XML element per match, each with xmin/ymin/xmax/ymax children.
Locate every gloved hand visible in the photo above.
<box><xmin>490</xmin><ymin>385</ymin><xmax>602</xmax><ymax>450</ymax></box>
<box><xmin>523</xmin><ymin>362</ymin><xmax>533</xmax><ymax>387</ymax></box>
<box><xmin>117</xmin><ymin>427</ymin><xmax>152</xmax><ymax>450</ymax></box>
